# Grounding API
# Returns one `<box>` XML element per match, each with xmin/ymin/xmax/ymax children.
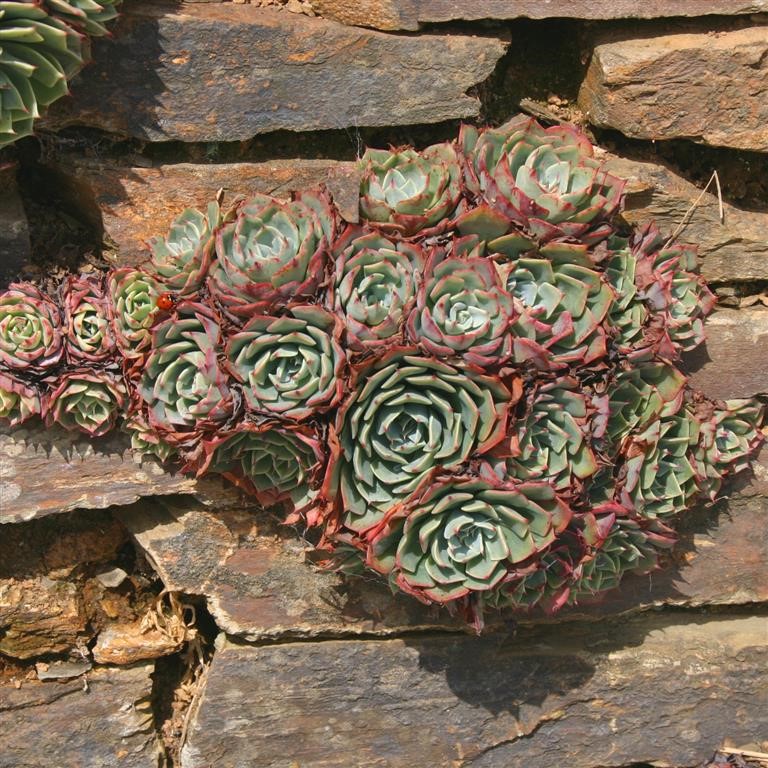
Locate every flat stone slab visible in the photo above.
<box><xmin>312</xmin><ymin>1</ymin><xmax>768</xmax><ymax>30</ymax></box>
<box><xmin>603</xmin><ymin>152</ymin><xmax>768</xmax><ymax>284</ymax></box>
<box><xmin>118</xmin><ymin>501</ymin><xmax>467</xmax><ymax>640</ymax></box>
<box><xmin>0</xmin><ymin>424</ymin><xmax>243</xmax><ymax>524</ymax></box>
<box><xmin>60</xmin><ymin>158</ymin><xmax>360</xmax><ymax>266</ymax></box>
<box><xmin>45</xmin><ymin>3</ymin><xmax>507</xmax><ymax>141</ymax></box>
<box><xmin>181</xmin><ymin>615</ymin><xmax>768</xmax><ymax>768</ymax></box>
<box><xmin>580</xmin><ymin>27</ymin><xmax>768</xmax><ymax>151</ymax></box>
<box><xmin>0</xmin><ymin>664</ymin><xmax>159</xmax><ymax>768</ymax></box>
<box><xmin>684</xmin><ymin>308</ymin><xmax>768</xmax><ymax>400</ymax></box>
<box><xmin>119</xmin><ymin>489</ymin><xmax>768</xmax><ymax>640</ymax></box>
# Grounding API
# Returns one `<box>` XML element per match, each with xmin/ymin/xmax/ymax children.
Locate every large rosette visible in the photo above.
<box><xmin>44</xmin><ymin>372</ymin><xmax>126</xmax><ymax>437</ymax></box>
<box><xmin>0</xmin><ymin>282</ymin><xmax>63</xmax><ymax>371</ymax></box>
<box><xmin>138</xmin><ymin>301</ymin><xmax>232</xmax><ymax>443</ymax></box>
<box><xmin>147</xmin><ymin>201</ymin><xmax>220</xmax><ymax>296</ymax></box>
<box><xmin>225</xmin><ymin>304</ymin><xmax>345</xmax><ymax>421</ymax></box>
<box><xmin>407</xmin><ymin>237</ymin><xmax>515</xmax><ymax>367</ymax></box>
<box><xmin>108</xmin><ymin>268</ymin><xmax>161</xmax><ymax>360</ymax></box>
<box><xmin>209</xmin><ymin>188</ymin><xmax>335</xmax><ymax>320</ymax></box>
<box><xmin>367</xmin><ymin>478</ymin><xmax>571</xmax><ymax>603</ymax></box>
<box><xmin>504</xmin><ymin>258</ymin><xmax>614</xmax><ymax>368</ymax></box>
<box><xmin>459</xmin><ymin>115</ymin><xmax>624</xmax><ymax>249</ymax></box>
<box><xmin>326</xmin><ymin>350</ymin><xmax>516</xmax><ymax>533</ymax></box>
<box><xmin>508</xmin><ymin>377</ymin><xmax>598</xmax><ymax>491</ymax></box>
<box><xmin>195</xmin><ymin>422</ymin><xmax>324</xmax><ymax>514</ymax></box>
<box><xmin>63</xmin><ymin>275</ymin><xmax>115</xmax><ymax>363</ymax></box>
<box><xmin>331</xmin><ymin>226</ymin><xmax>424</xmax><ymax>350</ymax></box>
<box><xmin>359</xmin><ymin>142</ymin><xmax>464</xmax><ymax>237</ymax></box>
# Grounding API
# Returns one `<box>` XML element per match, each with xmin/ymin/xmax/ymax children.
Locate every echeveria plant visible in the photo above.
<box><xmin>0</xmin><ymin>116</ymin><xmax>763</xmax><ymax>631</ymax></box>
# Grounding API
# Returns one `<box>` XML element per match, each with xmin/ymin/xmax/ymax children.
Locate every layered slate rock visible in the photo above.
<box><xmin>0</xmin><ymin>166</ymin><xmax>31</xmax><ymax>286</ymax></box>
<box><xmin>311</xmin><ymin>1</ymin><xmax>768</xmax><ymax>30</ymax></box>
<box><xmin>181</xmin><ymin>616</ymin><xmax>768</xmax><ymax>768</ymax></box>
<box><xmin>0</xmin><ymin>664</ymin><xmax>159</xmax><ymax>768</ymax></box>
<box><xmin>604</xmin><ymin>153</ymin><xmax>768</xmax><ymax>283</ymax></box>
<box><xmin>45</xmin><ymin>3</ymin><xmax>507</xmax><ymax>141</ymax></box>
<box><xmin>118</xmin><ymin>492</ymin><xmax>768</xmax><ymax>640</ymax></box>
<box><xmin>56</xmin><ymin>158</ymin><xmax>360</xmax><ymax>266</ymax></box>
<box><xmin>580</xmin><ymin>27</ymin><xmax>768</xmax><ymax>151</ymax></box>
<box><xmin>684</xmin><ymin>308</ymin><xmax>768</xmax><ymax>400</ymax></box>
<box><xmin>117</xmin><ymin>501</ymin><xmax>467</xmax><ymax>640</ymax></box>
<box><xmin>0</xmin><ymin>424</ymin><xmax>243</xmax><ymax>524</ymax></box>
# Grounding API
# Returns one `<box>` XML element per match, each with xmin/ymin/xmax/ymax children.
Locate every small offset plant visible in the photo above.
<box><xmin>0</xmin><ymin>0</ymin><xmax>121</xmax><ymax>148</ymax></box>
<box><xmin>0</xmin><ymin>116</ymin><xmax>764</xmax><ymax>629</ymax></box>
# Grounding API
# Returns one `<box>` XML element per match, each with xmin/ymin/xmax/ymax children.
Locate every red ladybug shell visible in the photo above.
<box><xmin>156</xmin><ymin>292</ymin><xmax>176</xmax><ymax>311</ymax></box>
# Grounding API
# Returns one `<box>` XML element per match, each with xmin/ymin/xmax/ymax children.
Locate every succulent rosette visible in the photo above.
<box><xmin>326</xmin><ymin>350</ymin><xmax>516</xmax><ymax>534</ymax></box>
<box><xmin>331</xmin><ymin>226</ymin><xmax>424</xmax><ymax>350</ymax></box>
<box><xmin>138</xmin><ymin>302</ymin><xmax>231</xmax><ymax>442</ymax></box>
<box><xmin>0</xmin><ymin>372</ymin><xmax>40</xmax><ymax>426</ymax></box>
<box><xmin>0</xmin><ymin>283</ymin><xmax>63</xmax><ymax>371</ymax></box>
<box><xmin>359</xmin><ymin>142</ymin><xmax>464</xmax><ymax>237</ymax></box>
<box><xmin>0</xmin><ymin>2</ymin><xmax>85</xmax><ymax>148</ymax></box>
<box><xmin>209</xmin><ymin>188</ymin><xmax>335</xmax><ymax>320</ymax></box>
<box><xmin>62</xmin><ymin>275</ymin><xmax>115</xmax><ymax>363</ymax></box>
<box><xmin>195</xmin><ymin>422</ymin><xmax>324</xmax><ymax>513</ymax></box>
<box><xmin>458</xmin><ymin>115</ymin><xmax>624</xmax><ymax>249</ymax></box>
<box><xmin>508</xmin><ymin>377</ymin><xmax>598</xmax><ymax>491</ymax></box>
<box><xmin>367</xmin><ymin>478</ymin><xmax>572</xmax><ymax>603</ymax></box>
<box><xmin>570</xmin><ymin>512</ymin><xmax>676</xmax><ymax>600</ymax></box>
<box><xmin>147</xmin><ymin>202</ymin><xmax>220</xmax><ymax>296</ymax></box>
<box><xmin>225</xmin><ymin>304</ymin><xmax>345</xmax><ymax>420</ymax></box>
<box><xmin>631</xmin><ymin>224</ymin><xmax>715</xmax><ymax>356</ymax></box>
<box><xmin>503</xmin><ymin>258</ymin><xmax>614</xmax><ymax>368</ymax></box>
<box><xmin>619</xmin><ymin>413</ymin><xmax>702</xmax><ymax>519</ymax></box>
<box><xmin>694</xmin><ymin>399</ymin><xmax>765</xmax><ymax>498</ymax></box>
<box><xmin>407</xmin><ymin>237</ymin><xmax>515</xmax><ymax>367</ymax></box>
<box><xmin>108</xmin><ymin>268</ymin><xmax>161</xmax><ymax>360</ymax></box>
<box><xmin>44</xmin><ymin>372</ymin><xmax>126</xmax><ymax>437</ymax></box>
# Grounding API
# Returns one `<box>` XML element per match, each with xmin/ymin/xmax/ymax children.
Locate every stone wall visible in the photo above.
<box><xmin>1</xmin><ymin>2</ymin><xmax>767</xmax><ymax>767</ymax></box>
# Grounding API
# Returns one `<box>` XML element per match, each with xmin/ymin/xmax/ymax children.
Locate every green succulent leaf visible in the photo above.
<box><xmin>44</xmin><ymin>371</ymin><xmax>126</xmax><ymax>437</ymax></box>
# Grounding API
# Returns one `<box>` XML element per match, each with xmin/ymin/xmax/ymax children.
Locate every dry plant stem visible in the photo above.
<box><xmin>664</xmin><ymin>169</ymin><xmax>724</xmax><ymax>247</ymax></box>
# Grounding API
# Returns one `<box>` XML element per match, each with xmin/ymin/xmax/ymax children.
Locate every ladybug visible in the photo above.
<box><xmin>156</xmin><ymin>292</ymin><xmax>177</xmax><ymax>311</ymax></box>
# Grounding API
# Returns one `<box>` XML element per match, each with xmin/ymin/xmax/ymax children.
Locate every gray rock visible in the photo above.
<box><xmin>0</xmin><ymin>423</ymin><xmax>245</xmax><ymax>524</ymax></box>
<box><xmin>603</xmin><ymin>152</ymin><xmax>768</xmax><ymax>284</ymax></box>
<box><xmin>0</xmin><ymin>166</ymin><xmax>31</xmax><ymax>286</ymax></box>
<box><xmin>0</xmin><ymin>664</ymin><xmax>160</xmax><ymax>768</ymax></box>
<box><xmin>45</xmin><ymin>3</ymin><xmax>507</xmax><ymax>141</ymax></box>
<box><xmin>580</xmin><ymin>27</ymin><xmax>768</xmax><ymax>151</ymax></box>
<box><xmin>312</xmin><ymin>0</ymin><xmax>768</xmax><ymax>29</ymax></box>
<box><xmin>181</xmin><ymin>615</ymin><xmax>768</xmax><ymax>768</ymax></box>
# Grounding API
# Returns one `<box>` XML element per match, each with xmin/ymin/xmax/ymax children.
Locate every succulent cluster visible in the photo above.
<box><xmin>0</xmin><ymin>0</ymin><xmax>121</xmax><ymax>148</ymax></box>
<box><xmin>1</xmin><ymin>116</ymin><xmax>764</xmax><ymax>629</ymax></box>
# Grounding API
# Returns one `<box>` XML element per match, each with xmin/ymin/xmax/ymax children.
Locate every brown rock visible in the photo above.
<box><xmin>312</xmin><ymin>0</ymin><xmax>768</xmax><ymax>29</ymax></box>
<box><xmin>0</xmin><ymin>165</ymin><xmax>31</xmax><ymax>286</ymax></box>
<box><xmin>45</xmin><ymin>4</ymin><xmax>507</xmax><ymax>141</ymax></box>
<box><xmin>181</xmin><ymin>615</ymin><xmax>768</xmax><ymax>768</ymax></box>
<box><xmin>92</xmin><ymin>621</ymin><xmax>184</xmax><ymax>665</ymax></box>
<box><xmin>0</xmin><ymin>664</ymin><xmax>160</xmax><ymax>768</ymax></box>
<box><xmin>120</xmin><ymin>490</ymin><xmax>768</xmax><ymax>640</ymax></box>
<box><xmin>603</xmin><ymin>152</ymin><xmax>768</xmax><ymax>283</ymax></box>
<box><xmin>118</xmin><ymin>501</ymin><xmax>467</xmax><ymax>640</ymax></box>
<box><xmin>683</xmin><ymin>308</ymin><xmax>768</xmax><ymax>400</ymax></box>
<box><xmin>579</xmin><ymin>27</ymin><xmax>768</xmax><ymax>151</ymax></box>
<box><xmin>0</xmin><ymin>423</ymin><xmax>245</xmax><ymax>524</ymax></box>
<box><xmin>56</xmin><ymin>158</ymin><xmax>361</xmax><ymax>266</ymax></box>
<box><xmin>0</xmin><ymin>578</ymin><xmax>85</xmax><ymax>660</ymax></box>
